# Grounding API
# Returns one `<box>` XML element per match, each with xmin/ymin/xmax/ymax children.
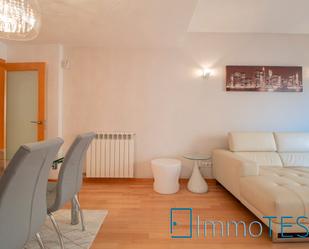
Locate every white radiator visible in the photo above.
<box><xmin>86</xmin><ymin>132</ymin><xmax>135</xmax><ymax>178</ymax></box>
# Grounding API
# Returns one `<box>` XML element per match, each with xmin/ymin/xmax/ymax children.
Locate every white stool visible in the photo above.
<box><xmin>151</xmin><ymin>158</ymin><xmax>181</xmax><ymax>194</ymax></box>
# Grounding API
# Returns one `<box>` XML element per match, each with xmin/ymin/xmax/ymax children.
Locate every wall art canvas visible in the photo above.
<box><xmin>226</xmin><ymin>66</ymin><xmax>302</xmax><ymax>92</ymax></box>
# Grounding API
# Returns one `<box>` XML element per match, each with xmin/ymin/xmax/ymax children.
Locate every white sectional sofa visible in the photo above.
<box><xmin>213</xmin><ymin>132</ymin><xmax>309</xmax><ymax>241</ymax></box>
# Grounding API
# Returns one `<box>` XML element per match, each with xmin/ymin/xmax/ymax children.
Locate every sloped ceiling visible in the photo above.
<box><xmin>189</xmin><ymin>0</ymin><xmax>309</xmax><ymax>34</ymax></box>
<box><xmin>4</xmin><ymin>0</ymin><xmax>309</xmax><ymax>47</ymax></box>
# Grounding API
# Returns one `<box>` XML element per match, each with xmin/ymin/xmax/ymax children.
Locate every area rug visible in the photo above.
<box><xmin>25</xmin><ymin>209</ymin><xmax>108</xmax><ymax>249</ymax></box>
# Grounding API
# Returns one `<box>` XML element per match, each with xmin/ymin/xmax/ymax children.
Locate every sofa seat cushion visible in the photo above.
<box><xmin>259</xmin><ymin>166</ymin><xmax>309</xmax><ymax>178</ymax></box>
<box><xmin>240</xmin><ymin>167</ymin><xmax>309</xmax><ymax>224</ymax></box>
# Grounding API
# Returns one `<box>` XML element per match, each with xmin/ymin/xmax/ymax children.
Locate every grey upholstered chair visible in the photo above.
<box><xmin>47</xmin><ymin>132</ymin><xmax>96</xmax><ymax>248</ymax></box>
<box><xmin>0</xmin><ymin>138</ymin><xmax>63</xmax><ymax>249</ymax></box>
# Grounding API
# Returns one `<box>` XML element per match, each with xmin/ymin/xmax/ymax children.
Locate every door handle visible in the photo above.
<box><xmin>30</xmin><ymin>121</ymin><xmax>43</xmax><ymax>125</ymax></box>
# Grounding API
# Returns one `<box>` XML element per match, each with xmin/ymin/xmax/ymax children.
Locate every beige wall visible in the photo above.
<box><xmin>0</xmin><ymin>42</ymin><xmax>7</xmax><ymax>59</ymax></box>
<box><xmin>62</xmin><ymin>33</ymin><xmax>309</xmax><ymax>178</ymax></box>
<box><xmin>5</xmin><ymin>34</ymin><xmax>309</xmax><ymax>178</ymax></box>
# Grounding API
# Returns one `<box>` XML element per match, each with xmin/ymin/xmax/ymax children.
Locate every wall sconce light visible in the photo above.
<box><xmin>201</xmin><ymin>68</ymin><xmax>212</xmax><ymax>79</ymax></box>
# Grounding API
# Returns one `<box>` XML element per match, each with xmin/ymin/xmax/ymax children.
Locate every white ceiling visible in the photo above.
<box><xmin>189</xmin><ymin>0</ymin><xmax>309</xmax><ymax>34</ymax></box>
<box><xmin>4</xmin><ymin>0</ymin><xmax>309</xmax><ymax>47</ymax></box>
<box><xmin>30</xmin><ymin>0</ymin><xmax>197</xmax><ymax>47</ymax></box>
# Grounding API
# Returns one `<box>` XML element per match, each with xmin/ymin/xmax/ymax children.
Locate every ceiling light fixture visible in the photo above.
<box><xmin>0</xmin><ymin>0</ymin><xmax>41</xmax><ymax>41</ymax></box>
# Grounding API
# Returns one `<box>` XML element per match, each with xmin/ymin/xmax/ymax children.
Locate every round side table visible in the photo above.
<box><xmin>184</xmin><ymin>154</ymin><xmax>211</xmax><ymax>194</ymax></box>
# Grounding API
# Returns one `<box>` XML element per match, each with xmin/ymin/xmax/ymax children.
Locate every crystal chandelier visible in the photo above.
<box><xmin>0</xmin><ymin>0</ymin><xmax>41</xmax><ymax>41</ymax></box>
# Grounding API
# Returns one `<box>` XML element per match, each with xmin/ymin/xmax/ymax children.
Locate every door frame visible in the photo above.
<box><xmin>2</xmin><ymin>62</ymin><xmax>46</xmax><ymax>148</ymax></box>
<box><xmin>0</xmin><ymin>59</ymin><xmax>5</xmax><ymax>149</ymax></box>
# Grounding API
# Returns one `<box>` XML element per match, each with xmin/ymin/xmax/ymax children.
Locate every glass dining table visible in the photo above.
<box><xmin>52</xmin><ymin>156</ymin><xmax>80</xmax><ymax>225</ymax></box>
<box><xmin>0</xmin><ymin>155</ymin><xmax>80</xmax><ymax>225</ymax></box>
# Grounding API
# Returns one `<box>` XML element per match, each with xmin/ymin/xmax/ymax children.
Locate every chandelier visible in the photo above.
<box><xmin>0</xmin><ymin>0</ymin><xmax>41</xmax><ymax>41</ymax></box>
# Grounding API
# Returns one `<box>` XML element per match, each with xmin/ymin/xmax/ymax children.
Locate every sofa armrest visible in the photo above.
<box><xmin>212</xmin><ymin>149</ymin><xmax>259</xmax><ymax>198</ymax></box>
<box><xmin>213</xmin><ymin>149</ymin><xmax>259</xmax><ymax>177</ymax></box>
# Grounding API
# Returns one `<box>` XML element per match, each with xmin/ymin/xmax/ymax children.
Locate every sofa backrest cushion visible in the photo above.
<box><xmin>274</xmin><ymin>132</ymin><xmax>309</xmax><ymax>152</ymax></box>
<box><xmin>235</xmin><ymin>152</ymin><xmax>283</xmax><ymax>167</ymax></box>
<box><xmin>274</xmin><ymin>132</ymin><xmax>309</xmax><ymax>167</ymax></box>
<box><xmin>228</xmin><ymin>132</ymin><xmax>277</xmax><ymax>152</ymax></box>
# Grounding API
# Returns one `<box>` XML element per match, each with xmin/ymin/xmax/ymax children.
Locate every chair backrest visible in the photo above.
<box><xmin>0</xmin><ymin>138</ymin><xmax>63</xmax><ymax>249</ymax></box>
<box><xmin>53</xmin><ymin>132</ymin><xmax>95</xmax><ymax>210</ymax></box>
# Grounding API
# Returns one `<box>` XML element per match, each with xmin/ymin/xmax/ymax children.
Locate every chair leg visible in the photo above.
<box><xmin>48</xmin><ymin>212</ymin><xmax>65</xmax><ymax>249</ymax></box>
<box><xmin>71</xmin><ymin>198</ymin><xmax>79</xmax><ymax>225</ymax></box>
<box><xmin>74</xmin><ymin>194</ymin><xmax>86</xmax><ymax>231</ymax></box>
<box><xmin>35</xmin><ymin>233</ymin><xmax>46</xmax><ymax>249</ymax></box>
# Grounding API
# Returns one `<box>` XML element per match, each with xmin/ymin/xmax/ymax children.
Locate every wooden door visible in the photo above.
<box><xmin>0</xmin><ymin>61</ymin><xmax>46</xmax><ymax>158</ymax></box>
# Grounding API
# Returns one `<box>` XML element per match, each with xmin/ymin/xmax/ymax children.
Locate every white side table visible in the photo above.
<box><xmin>184</xmin><ymin>154</ymin><xmax>211</xmax><ymax>194</ymax></box>
<box><xmin>151</xmin><ymin>158</ymin><xmax>181</xmax><ymax>194</ymax></box>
